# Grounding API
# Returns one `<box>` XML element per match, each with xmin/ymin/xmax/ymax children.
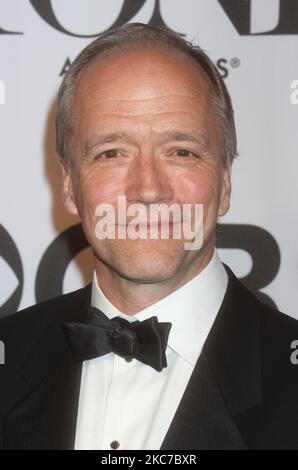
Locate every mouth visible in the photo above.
<box><xmin>116</xmin><ymin>221</ymin><xmax>177</xmax><ymax>227</ymax></box>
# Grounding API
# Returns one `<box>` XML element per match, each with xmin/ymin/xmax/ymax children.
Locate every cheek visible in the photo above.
<box><xmin>172</xmin><ymin>167</ymin><xmax>221</xmax><ymax>204</ymax></box>
<box><xmin>75</xmin><ymin>167</ymin><xmax>125</xmax><ymax>214</ymax></box>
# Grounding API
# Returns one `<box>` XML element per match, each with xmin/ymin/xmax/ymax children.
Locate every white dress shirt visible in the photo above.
<box><xmin>74</xmin><ymin>249</ymin><xmax>228</xmax><ymax>450</ymax></box>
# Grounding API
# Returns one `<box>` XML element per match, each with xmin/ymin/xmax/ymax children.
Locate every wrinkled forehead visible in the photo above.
<box><xmin>71</xmin><ymin>47</ymin><xmax>220</xmax><ymax>159</ymax></box>
<box><xmin>74</xmin><ymin>46</ymin><xmax>215</xmax><ymax>108</ymax></box>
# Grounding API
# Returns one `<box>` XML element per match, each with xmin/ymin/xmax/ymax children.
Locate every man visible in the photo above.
<box><xmin>0</xmin><ymin>22</ymin><xmax>298</xmax><ymax>450</ymax></box>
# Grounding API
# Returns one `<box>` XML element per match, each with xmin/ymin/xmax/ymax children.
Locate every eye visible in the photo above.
<box><xmin>174</xmin><ymin>149</ymin><xmax>195</xmax><ymax>158</ymax></box>
<box><xmin>96</xmin><ymin>149</ymin><xmax>119</xmax><ymax>159</ymax></box>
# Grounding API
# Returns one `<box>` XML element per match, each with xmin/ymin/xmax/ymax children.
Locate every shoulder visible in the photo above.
<box><xmin>0</xmin><ymin>284</ymin><xmax>91</xmax><ymax>366</ymax></box>
<box><xmin>0</xmin><ymin>283</ymin><xmax>92</xmax><ymax>331</ymax></box>
<box><xmin>224</xmin><ymin>262</ymin><xmax>298</xmax><ymax>334</ymax></box>
<box><xmin>257</xmin><ymin>296</ymin><xmax>298</xmax><ymax>394</ymax></box>
<box><xmin>224</xmin><ymin>263</ymin><xmax>298</xmax><ymax>389</ymax></box>
<box><xmin>222</xmin><ymin>267</ymin><xmax>298</xmax><ymax>447</ymax></box>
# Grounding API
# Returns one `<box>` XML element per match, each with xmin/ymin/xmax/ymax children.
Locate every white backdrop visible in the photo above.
<box><xmin>0</xmin><ymin>0</ymin><xmax>297</xmax><ymax>319</ymax></box>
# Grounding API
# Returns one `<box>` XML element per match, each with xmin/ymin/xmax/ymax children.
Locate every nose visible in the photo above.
<box><xmin>125</xmin><ymin>152</ymin><xmax>174</xmax><ymax>205</ymax></box>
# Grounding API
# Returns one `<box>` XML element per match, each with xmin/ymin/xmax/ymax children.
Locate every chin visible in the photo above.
<box><xmin>95</xmin><ymin>239</ymin><xmax>186</xmax><ymax>282</ymax></box>
<box><xmin>116</xmin><ymin>262</ymin><xmax>180</xmax><ymax>284</ymax></box>
<box><xmin>125</xmin><ymin>249</ymin><xmax>184</xmax><ymax>281</ymax></box>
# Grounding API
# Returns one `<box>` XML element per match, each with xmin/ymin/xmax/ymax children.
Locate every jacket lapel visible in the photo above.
<box><xmin>160</xmin><ymin>265</ymin><xmax>263</xmax><ymax>449</ymax></box>
<box><xmin>160</xmin><ymin>351</ymin><xmax>248</xmax><ymax>450</ymax></box>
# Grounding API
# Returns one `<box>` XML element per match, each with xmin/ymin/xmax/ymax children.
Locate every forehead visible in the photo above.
<box><xmin>73</xmin><ymin>47</ymin><xmax>216</xmax><ymax>139</ymax></box>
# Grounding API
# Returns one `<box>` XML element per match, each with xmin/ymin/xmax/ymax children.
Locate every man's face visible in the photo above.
<box><xmin>62</xmin><ymin>47</ymin><xmax>232</xmax><ymax>283</ymax></box>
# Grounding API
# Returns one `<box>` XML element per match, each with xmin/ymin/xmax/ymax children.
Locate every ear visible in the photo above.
<box><xmin>218</xmin><ymin>160</ymin><xmax>232</xmax><ymax>217</ymax></box>
<box><xmin>60</xmin><ymin>163</ymin><xmax>79</xmax><ymax>216</ymax></box>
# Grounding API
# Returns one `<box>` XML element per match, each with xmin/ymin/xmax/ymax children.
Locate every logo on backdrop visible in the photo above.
<box><xmin>0</xmin><ymin>224</ymin><xmax>23</xmax><ymax>318</ymax></box>
<box><xmin>1</xmin><ymin>0</ymin><xmax>297</xmax><ymax>37</ymax></box>
<box><xmin>3</xmin><ymin>0</ymin><xmax>295</xmax><ymax>79</ymax></box>
<box><xmin>0</xmin><ymin>223</ymin><xmax>280</xmax><ymax>318</ymax></box>
<box><xmin>1</xmin><ymin>0</ymin><xmax>294</xmax><ymax>79</ymax></box>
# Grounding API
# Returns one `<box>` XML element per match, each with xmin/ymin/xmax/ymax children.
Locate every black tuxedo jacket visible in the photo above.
<box><xmin>0</xmin><ymin>264</ymin><xmax>298</xmax><ymax>450</ymax></box>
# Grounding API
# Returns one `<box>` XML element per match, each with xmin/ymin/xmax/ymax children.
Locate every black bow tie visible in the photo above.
<box><xmin>64</xmin><ymin>307</ymin><xmax>172</xmax><ymax>372</ymax></box>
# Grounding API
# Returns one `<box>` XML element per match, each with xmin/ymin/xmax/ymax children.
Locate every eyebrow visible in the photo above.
<box><xmin>83</xmin><ymin>132</ymin><xmax>131</xmax><ymax>156</ymax></box>
<box><xmin>158</xmin><ymin>130</ymin><xmax>211</xmax><ymax>150</ymax></box>
<box><xmin>83</xmin><ymin>130</ymin><xmax>211</xmax><ymax>156</ymax></box>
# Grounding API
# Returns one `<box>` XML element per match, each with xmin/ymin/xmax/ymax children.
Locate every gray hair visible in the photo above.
<box><xmin>56</xmin><ymin>22</ymin><xmax>237</xmax><ymax>169</ymax></box>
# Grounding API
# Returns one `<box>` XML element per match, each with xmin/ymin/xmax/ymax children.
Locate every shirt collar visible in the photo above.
<box><xmin>91</xmin><ymin>249</ymin><xmax>228</xmax><ymax>366</ymax></box>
